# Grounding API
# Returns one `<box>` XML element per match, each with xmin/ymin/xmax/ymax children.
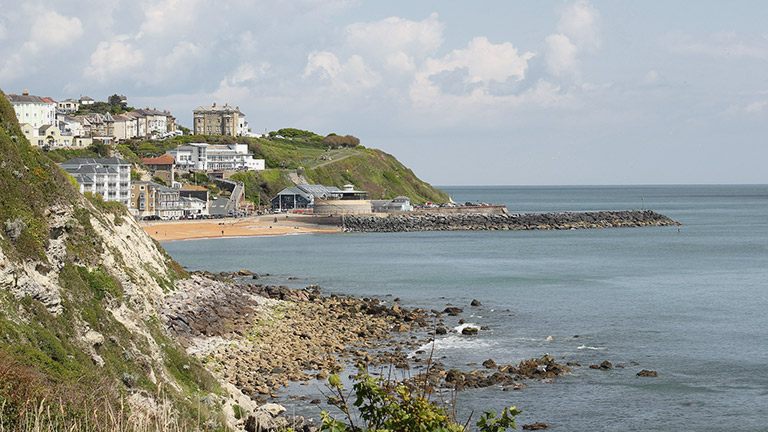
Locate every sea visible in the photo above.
<box><xmin>162</xmin><ymin>185</ymin><xmax>768</xmax><ymax>431</ymax></box>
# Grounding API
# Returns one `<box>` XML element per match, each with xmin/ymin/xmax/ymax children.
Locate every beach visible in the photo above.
<box><xmin>141</xmin><ymin>214</ymin><xmax>342</xmax><ymax>241</ymax></box>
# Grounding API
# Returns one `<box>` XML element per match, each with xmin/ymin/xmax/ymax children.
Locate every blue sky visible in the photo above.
<box><xmin>1</xmin><ymin>1</ymin><xmax>766</xmax><ymax>185</ymax></box>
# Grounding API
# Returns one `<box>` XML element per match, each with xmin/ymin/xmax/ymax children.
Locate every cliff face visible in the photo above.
<box><xmin>0</xmin><ymin>89</ymin><xmax>222</xmax><ymax>429</ymax></box>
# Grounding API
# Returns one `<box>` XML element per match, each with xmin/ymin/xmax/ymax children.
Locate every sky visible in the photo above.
<box><xmin>1</xmin><ymin>1</ymin><xmax>766</xmax><ymax>186</ymax></box>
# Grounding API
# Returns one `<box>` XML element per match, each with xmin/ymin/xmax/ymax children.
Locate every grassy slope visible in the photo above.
<box><xmin>233</xmin><ymin>145</ymin><xmax>449</xmax><ymax>205</ymax></box>
<box><xmin>0</xmin><ymin>89</ymin><xmax>223</xmax><ymax>430</ymax></box>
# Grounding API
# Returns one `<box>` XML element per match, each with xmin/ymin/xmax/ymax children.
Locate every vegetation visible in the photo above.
<box><xmin>0</xmin><ymin>89</ymin><xmax>226</xmax><ymax>430</ymax></box>
<box><xmin>322</xmin><ymin>371</ymin><xmax>520</xmax><ymax>432</ymax></box>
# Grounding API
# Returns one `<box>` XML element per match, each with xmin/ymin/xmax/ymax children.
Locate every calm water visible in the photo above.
<box><xmin>163</xmin><ymin>185</ymin><xmax>768</xmax><ymax>431</ymax></box>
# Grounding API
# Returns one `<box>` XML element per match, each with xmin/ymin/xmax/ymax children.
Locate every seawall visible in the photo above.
<box><xmin>342</xmin><ymin>210</ymin><xmax>676</xmax><ymax>233</ymax></box>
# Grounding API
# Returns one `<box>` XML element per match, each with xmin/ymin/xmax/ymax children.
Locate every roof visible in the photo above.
<box><xmin>60</xmin><ymin>157</ymin><xmax>130</xmax><ymax>169</ymax></box>
<box><xmin>79</xmin><ymin>96</ymin><xmax>94</xmax><ymax>101</ymax></box>
<box><xmin>180</xmin><ymin>185</ymin><xmax>208</xmax><ymax>191</ymax></box>
<box><xmin>193</xmin><ymin>104</ymin><xmax>245</xmax><ymax>115</ymax></box>
<box><xmin>142</xmin><ymin>154</ymin><xmax>175</xmax><ymax>165</ymax></box>
<box><xmin>6</xmin><ymin>93</ymin><xmax>56</xmax><ymax>104</ymax></box>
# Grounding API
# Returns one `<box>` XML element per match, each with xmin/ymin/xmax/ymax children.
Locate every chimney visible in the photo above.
<box><xmin>213</xmin><ymin>102</ymin><xmax>216</xmax><ymax>107</ymax></box>
<box><xmin>22</xmin><ymin>90</ymin><xmax>29</xmax><ymax>95</ymax></box>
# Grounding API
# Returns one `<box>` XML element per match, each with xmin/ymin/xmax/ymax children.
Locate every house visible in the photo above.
<box><xmin>193</xmin><ymin>103</ymin><xmax>248</xmax><ymax>136</ymax></box>
<box><xmin>129</xmin><ymin>181</ymin><xmax>204</xmax><ymax>219</ymax></box>
<box><xmin>112</xmin><ymin>113</ymin><xmax>138</xmax><ymax>140</ymax></box>
<box><xmin>57</xmin><ymin>98</ymin><xmax>80</xmax><ymax>113</ymax></box>
<box><xmin>79</xmin><ymin>96</ymin><xmax>95</xmax><ymax>105</ymax></box>
<box><xmin>73</xmin><ymin>113</ymin><xmax>115</xmax><ymax>144</ymax></box>
<box><xmin>371</xmin><ymin>196</ymin><xmax>414</xmax><ymax>213</ymax></box>
<box><xmin>129</xmin><ymin>181</ymin><xmax>181</xmax><ymax>219</ymax></box>
<box><xmin>6</xmin><ymin>91</ymin><xmax>56</xmax><ymax>130</ymax></box>
<box><xmin>167</xmin><ymin>143</ymin><xmax>264</xmax><ymax>172</ymax></box>
<box><xmin>142</xmin><ymin>154</ymin><xmax>175</xmax><ymax>184</ymax></box>
<box><xmin>60</xmin><ymin>158</ymin><xmax>131</xmax><ymax>205</ymax></box>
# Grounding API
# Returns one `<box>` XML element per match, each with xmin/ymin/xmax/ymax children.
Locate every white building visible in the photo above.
<box><xmin>60</xmin><ymin>158</ymin><xmax>131</xmax><ymax>205</ymax></box>
<box><xmin>168</xmin><ymin>143</ymin><xmax>264</xmax><ymax>172</ymax></box>
<box><xmin>6</xmin><ymin>91</ymin><xmax>56</xmax><ymax>130</ymax></box>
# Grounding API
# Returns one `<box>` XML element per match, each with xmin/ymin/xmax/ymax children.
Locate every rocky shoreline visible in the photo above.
<box><xmin>163</xmin><ymin>271</ymin><xmax>658</xmax><ymax>431</ymax></box>
<box><xmin>342</xmin><ymin>210</ymin><xmax>676</xmax><ymax>233</ymax></box>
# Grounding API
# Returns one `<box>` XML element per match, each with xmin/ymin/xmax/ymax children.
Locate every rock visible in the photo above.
<box><xmin>443</xmin><ymin>307</ymin><xmax>463</xmax><ymax>316</ymax></box>
<box><xmin>637</xmin><ymin>369</ymin><xmax>658</xmax><ymax>377</ymax></box>
<box><xmin>482</xmin><ymin>359</ymin><xmax>497</xmax><ymax>369</ymax></box>
<box><xmin>590</xmin><ymin>360</ymin><xmax>613</xmax><ymax>370</ymax></box>
<box><xmin>470</xmin><ymin>299</ymin><xmax>482</xmax><ymax>307</ymax></box>
<box><xmin>461</xmin><ymin>327</ymin><xmax>479</xmax><ymax>335</ymax></box>
<box><xmin>522</xmin><ymin>422</ymin><xmax>549</xmax><ymax>430</ymax></box>
<box><xmin>435</xmin><ymin>326</ymin><xmax>447</xmax><ymax>335</ymax></box>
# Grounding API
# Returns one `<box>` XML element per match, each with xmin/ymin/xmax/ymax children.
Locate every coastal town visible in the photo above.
<box><xmin>4</xmin><ymin>90</ymin><xmax>422</xmax><ymax>226</ymax></box>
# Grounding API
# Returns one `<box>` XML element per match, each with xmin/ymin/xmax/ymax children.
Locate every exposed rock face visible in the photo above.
<box><xmin>343</xmin><ymin>210</ymin><xmax>676</xmax><ymax>233</ymax></box>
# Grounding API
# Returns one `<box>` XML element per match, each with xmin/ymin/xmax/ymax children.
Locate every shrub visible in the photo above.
<box><xmin>321</xmin><ymin>370</ymin><xmax>520</xmax><ymax>432</ymax></box>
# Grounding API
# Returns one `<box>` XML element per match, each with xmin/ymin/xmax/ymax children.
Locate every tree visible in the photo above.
<box><xmin>107</xmin><ymin>94</ymin><xmax>125</xmax><ymax>108</ymax></box>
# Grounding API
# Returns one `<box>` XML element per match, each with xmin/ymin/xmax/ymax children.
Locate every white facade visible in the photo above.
<box><xmin>6</xmin><ymin>92</ymin><xmax>56</xmax><ymax>129</ymax></box>
<box><xmin>60</xmin><ymin>158</ymin><xmax>131</xmax><ymax>205</ymax></box>
<box><xmin>168</xmin><ymin>143</ymin><xmax>264</xmax><ymax>172</ymax></box>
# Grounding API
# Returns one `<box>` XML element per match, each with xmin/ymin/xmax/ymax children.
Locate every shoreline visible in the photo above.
<box><xmin>141</xmin><ymin>214</ymin><xmax>342</xmax><ymax>241</ymax></box>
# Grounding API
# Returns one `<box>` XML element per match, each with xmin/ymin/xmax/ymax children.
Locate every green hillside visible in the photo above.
<box><xmin>0</xmin><ymin>89</ymin><xmax>223</xmax><ymax>430</ymax></box>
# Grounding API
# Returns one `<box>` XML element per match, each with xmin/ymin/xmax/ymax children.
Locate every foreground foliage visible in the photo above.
<box><xmin>321</xmin><ymin>371</ymin><xmax>521</xmax><ymax>432</ymax></box>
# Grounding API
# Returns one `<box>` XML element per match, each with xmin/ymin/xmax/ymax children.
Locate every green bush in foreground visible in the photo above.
<box><xmin>321</xmin><ymin>371</ymin><xmax>520</xmax><ymax>432</ymax></box>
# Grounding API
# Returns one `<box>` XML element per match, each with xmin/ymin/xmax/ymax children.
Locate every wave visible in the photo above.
<box><xmin>577</xmin><ymin>344</ymin><xmax>606</xmax><ymax>350</ymax></box>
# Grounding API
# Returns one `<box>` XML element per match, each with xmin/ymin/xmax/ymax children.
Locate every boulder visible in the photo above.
<box><xmin>470</xmin><ymin>299</ymin><xmax>482</xmax><ymax>307</ymax></box>
<box><xmin>636</xmin><ymin>369</ymin><xmax>658</xmax><ymax>377</ymax></box>
<box><xmin>461</xmin><ymin>327</ymin><xmax>479</xmax><ymax>335</ymax></box>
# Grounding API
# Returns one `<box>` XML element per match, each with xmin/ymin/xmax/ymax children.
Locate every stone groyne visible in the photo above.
<box><xmin>342</xmin><ymin>210</ymin><xmax>677</xmax><ymax>233</ymax></box>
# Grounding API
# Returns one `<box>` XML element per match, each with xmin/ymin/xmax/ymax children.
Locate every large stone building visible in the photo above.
<box><xmin>193</xmin><ymin>103</ymin><xmax>248</xmax><ymax>136</ymax></box>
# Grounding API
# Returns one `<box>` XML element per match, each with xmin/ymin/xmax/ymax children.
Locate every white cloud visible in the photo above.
<box><xmin>0</xmin><ymin>20</ymin><xmax>6</xmax><ymax>40</ymax></box>
<box><xmin>556</xmin><ymin>0</ymin><xmax>600</xmax><ymax>51</ymax></box>
<box><xmin>137</xmin><ymin>0</ymin><xmax>201</xmax><ymax>38</ymax></box>
<box><xmin>223</xmin><ymin>62</ymin><xmax>270</xmax><ymax>86</ymax></box>
<box><xmin>424</xmin><ymin>37</ymin><xmax>534</xmax><ymax>85</ymax></box>
<box><xmin>345</xmin><ymin>13</ymin><xmax>444</xmax><ymax>64</ymax></box>
<box><xmin>29</xmin><ymin>9</ymin><xmax>83</xmax><ymax>48</ymax></box>
<box><xmin>642</xmin><ymin>70</ymin><xmax>660</xmax><ymax>85</ymax></box>
<box><xmin>745</xmin><ymin>100</ymin><xmax>767</xmax><ymax>113</ymax></box>
<box><xmin>304</xmin><ymin>51</ymin><xmax>381</xmax><ymax>92</ymax></box>
<box><xmin>85</xmin><ymin>39</ymin><xmax>145</xmax><ymax>82</ymax></box>
<box><xmin>544</xmin><ymin>33</ymin><xmax>578</xmax><ymax>77</ymax></box>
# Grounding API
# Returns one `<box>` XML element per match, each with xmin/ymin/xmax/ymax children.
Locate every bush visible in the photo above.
<box><xmin>321</xmin><ymin>370</ymin><xmax>520</xmax><ymax>432</ymax></box>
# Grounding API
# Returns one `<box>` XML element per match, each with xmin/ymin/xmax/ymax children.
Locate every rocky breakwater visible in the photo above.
<box><xmin>343</xmin><ymin>210</ymin><xmax>677</xmax><ymax>233</ymax></box>
<box><xmin>162</xmin><ymin>273</ymin><xmax>433</xmax><ymax>403</ymax></box>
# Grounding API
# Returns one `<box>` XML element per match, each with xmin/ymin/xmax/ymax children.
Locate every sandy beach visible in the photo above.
<box><xmin>141</xmin><ymin>214</ymin><xmax>342</xmax><ymax>241</ymax></box>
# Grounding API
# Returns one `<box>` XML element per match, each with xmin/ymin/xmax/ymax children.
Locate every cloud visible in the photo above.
<box><xmin>345</xmin><ymin>13</ymin><xmax>444</xmax><ymax>67</ymax></box>
<box><xmin>556</xmin><ymin>0</ymin><xmax>600</xmax><ymax>51</ymax></box>
<box><xmin>0</xmin><ymin>20</ymin><xmax>6</xmax><ymax>40</ymax></box>
<box><xmin>542</xmin><ymin>0</ymin><xmax>600</xmax><ymax>78</ymax></box>
<box><xmin>29</xmin><ymin>9</ymin><xmax>83</xmax><ymax>48</ymax></box>
<box><xmin>85</xmin><ymin>39</ymin><xmax>145</xmax><ymax>82</ymax></box>
<box><xmin>304</xmin><ymin>51</ymin><xmax>381</xmax><ymax>92</ymax></box>
<box><xmin>544</xmin><ymin>33</ymin><xmax>578</xmax><ymax>77</ymax></box>
<box><xmin>663</xmin><ymin>31</ymin><xmax>768</xmax><ymax>59</ymax></box>
<box><xmin>745</xmin><ymin>100</ymin><xmax>767</xmax><ymax>113</ymax></box>
<box><xmin>425</xmin><ymin>37</ymin><xmax>534</xmax><ymax>85</ymax></box>
<box><xmin>137</xmin><ymin>0</ymin><xmax>201</xmax><ymax>38</ymax></box>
